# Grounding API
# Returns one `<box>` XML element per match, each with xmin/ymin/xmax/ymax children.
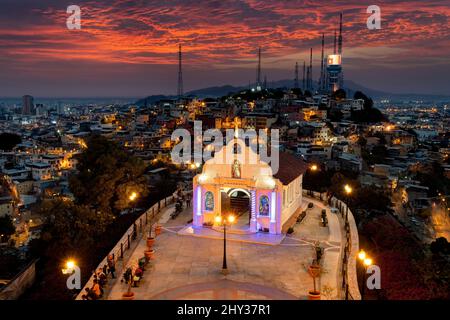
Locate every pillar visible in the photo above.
<box><xmin>216</xmin><ymin>187</ymin><xmax>222</xmax><ymax>216</ymax></box>
<box><xmin>193</xmin><ymin>185</ymin><xmax>203</xmax><ymax>226</ymax></box>
<box><xmin>269</xmin><ymin>191</ymin><xmax>281</xmax><ymax>234</ymax></box>
<box><xmin>250</xmin><ymin>189</ymin><xmax>257</xmax><ymax>232</ymax></box>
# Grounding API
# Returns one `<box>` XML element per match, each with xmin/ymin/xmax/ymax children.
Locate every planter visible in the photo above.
<box><xmin>155</xmin><ymin>225</ymin><xmax>162</xmax><ymax>235</ymax></box>
<box><xmin>144</xmin><ymin>249</ymin><xmax>155</xmax><ymax>260</ymax></box>
<box><xmin>308</xmin><ymin>265</ymin><xmax>321</xmax><ymax>278</ymax></box>
<box><xmin>146</xmin><ymin>237</ymin><xmax>155</xmax><ymax>248</ymax></box>
<box><xmin>308</xmin><ymin>290</ymin><xmax>321</xmax><ymax>300</ymax></box>
<box><xmin>122</xmin><ymin>292</ymin><xmax>135</xmax><ymax>300</ymax></box>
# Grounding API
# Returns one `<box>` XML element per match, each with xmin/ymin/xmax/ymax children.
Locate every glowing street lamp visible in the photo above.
<box><xmin>215</xmin><ymin>214</ymin><xmax>236</xmax><ymax>275</ymax></box>
<box><xmin>358</xmin><ymin>250</ymin><xmax>366</xmax><ymax>261</ymax></box>
<box><xmin>129</xmin><ymin>192</ymin><xmax>138</xmax><ymax>202</ymax></box>
<box><xmin>310</xmin><ymin>164</ymin><xmax>318</xmax><ymax>172</ymax></box>
<box><xmin>129</xmin><ymin>192</ymin><xmax>139</xmax><ymax>216</ymax></box>
<box><xmin>363</xmin><ymin>258</ymin><xmax>373</xmax><ymax>267</ymax></box>
<box><xmin>359</xmin><ymin>253</ymin><xmax>373</xmax><ymax>300</ymax></box>
<box><xmin>344</xmin><ymin>184</ymin><xmax>352</xmax><ymax>195</ymax></box>
<box><xmin>343</xmin><ymin>184</ymin><xmax>353</xmax><ymax>222</ymax></box>
<box><xmin>62</xmin><ymin>259</ymin><xmax>76</xmax><ymax>275</ymax></box>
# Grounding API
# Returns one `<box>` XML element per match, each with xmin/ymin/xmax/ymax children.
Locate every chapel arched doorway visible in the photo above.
<box><xmin>221</xmin><ymin>188</ymin><xmax>251</xmax><ymax>228</ymax></box>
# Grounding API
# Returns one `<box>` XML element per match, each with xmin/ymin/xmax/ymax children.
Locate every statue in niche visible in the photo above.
<box><xmin>205</xmin><ymin>191</ymin><xmax>214</xmax><ymax>211</ymax></box>
<box><xmin>231</xmin><ymin>159</ymin><xmax>241</xmax><ymax>178</ymax></box>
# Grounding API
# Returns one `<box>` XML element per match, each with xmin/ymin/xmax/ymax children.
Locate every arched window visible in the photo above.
<box><xmin>259</xmin><ymin>195</ymin><xmax>270</xmax><ymax>216</ymax></box>
<box><xmin>205</xmin><ymin>191</ymin><xmax>214</xmax><ymax>211</ymax></box>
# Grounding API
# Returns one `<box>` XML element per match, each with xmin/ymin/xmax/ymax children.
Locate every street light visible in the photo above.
<box><xmin>129</xmin><ymin>192</ymin><xmax>138</xmax><ymax>202</ymax></box>
<box><xmin>343</xmin><ymin>184</ymin><xmax>352</xmax><ymax>222</ymax></box>
<box><xmin>129</xmin><ymin>192</ymin><xmax>139</xmax><ymax>218</ymax></box>
<box><xmin>344</xmin><ymin>184</ymin><xmax>352</xmax><ymax>195</ymax></box>
<box><xmin>361</xmin><ymin>257</ymin><xmax>373</xmax><ymax>299</ymax></box>
<box><xmin>62</xmin><ymin>259</ymin><xmax>76</xmax><ymax>275</ymax></box>
<box><xmin>358</xmin><ymin>250</ymin><xmax>366</xmax><ymax>261</ymax></box>
<box><xmin>310</xmin><ymin>164</ymin><xmax>318</xmax><ymax>172</ymax></box>
<box><xmin>215</xmin><ymin>214</ymin><xmax>236</xmax><ymax>275</ymax></box>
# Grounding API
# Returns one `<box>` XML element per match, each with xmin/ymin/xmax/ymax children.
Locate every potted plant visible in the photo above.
<box><xmin>314</xmin><ymin>241</ymin><xmax>324</xmax><ymax>264</ymax></box>
<box><xmin>122</xmin><ymin>268</ymin><xmax>135</xmax><ymax>300</ymax></box>
<box><xmin>144</xmin><ymin>248</ymin><xmax>155</xmax><ymax>260</ymax></box>
<box><xmin>308</xmin><ymin>264</ymin><xmax>321</xmax><ymax>300</ymax></box>
<box><xmin>155</xmin><ymin>224</ymin><xmax>162</xmax><ymax>235</ymax></box>
<box><xmin>146</xmin><ymin>232</ymin><xmax>155</xmax><ymax>248</ymax></box>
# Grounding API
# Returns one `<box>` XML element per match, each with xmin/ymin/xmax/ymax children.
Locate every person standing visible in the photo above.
<box><xmin>107</xmin><ymin>255</ymin><xmax>116</xmax><ymax>279</ymax></box>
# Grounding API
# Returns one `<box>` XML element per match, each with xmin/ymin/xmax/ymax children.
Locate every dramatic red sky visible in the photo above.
<box><xmin>0</xmin><ymin>0</ymin><xmax>449</xmax><ymax>97</ymax></box>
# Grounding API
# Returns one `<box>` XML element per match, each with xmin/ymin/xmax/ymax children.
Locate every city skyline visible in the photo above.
<box><xmin>0</xmin><ymin>0</ymin><xmax>449</xmax><ymax>97</ymax></box>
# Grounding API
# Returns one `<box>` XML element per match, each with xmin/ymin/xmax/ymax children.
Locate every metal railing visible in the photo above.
<box><xmin>75</xmin><ymin>193</ymin><xmax>178</xmax><ymax>300</ymax></box>
<box><xmin>303</xmin><ymin>189</ymin><xmax>361</xmax><ymax>300</ymax></box>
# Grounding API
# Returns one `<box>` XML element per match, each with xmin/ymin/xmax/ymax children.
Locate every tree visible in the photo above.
<box><xmin>353</xmin><ymin>91</ymin><xmax>373</xmax><ymax>109</ymax></box>
<box><xmin>357</xmin><ymin>136</ymin><xmax>367</xmax><ymax>147</ymax></box>
<box><xmin>69</xmin><ymin>135</ymin><xmax>149</xmax><ymax>215</ymax></box>
<box><xmin>413</xmin><ymin>161</ymin><xmax>450</xmax><ymax>197</ymax></box>
<box><xmin>332</xmin><ymin>89</ymin><xmax>346</xmax><ymax>101</ymax></box>
<box><xmin>37</xmin><ymin>199</ymin><xmax>113</xmax><ymax>251</ymax></box>
<box><xmin>0</xmin><ymin>216</ymin><xmax>15</xmax><ymax>242</ymax></box>
<box><xmin>430</xmin><ymin>237</ymin><xmax>450</xmax><ymax>256</ymax></box>
<box><xmin>291</xmin><ymin>88</ymin><xmax>303</xmax><ymax>96</ymax></box>
<box><xmin>0</xmin><ymin>133</ymin><xmax>21</xmax><ymax>151</ymax></box>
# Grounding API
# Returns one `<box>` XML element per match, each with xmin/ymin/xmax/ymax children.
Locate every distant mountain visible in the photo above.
<box><xmin>184</xmin><ymin>79</ymin><xmax>391</xmax><ymax>99</ymax></box>
<box><xmin>135</xmin><ymin>80</ymin><xmax>450</xmax><ymax>105</ymax></box>
<box><xmin>135</xmin><ymin>94</ymin><xmax>177</xmax><ymax>106</ymax></box>
<box><xmin>186</xmin><ymin>85</ymin><xmax>244</xmax><ymax>97</ymax></box>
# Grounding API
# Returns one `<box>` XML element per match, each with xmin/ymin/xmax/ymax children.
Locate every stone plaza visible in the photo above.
<box><xmin>105</xmin><ymin>195</ymin><xmax>345</xmax><ymax>300</ymax></box>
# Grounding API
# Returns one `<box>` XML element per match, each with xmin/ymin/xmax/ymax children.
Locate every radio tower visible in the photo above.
<box><xmin>302</xmin><ymin>60</ymin><xmax>306</xmax><ymax>91</ymax></box>
<box><xmin>333</xmin><ymin>29</ymin><xmax>337</xmax><ymax>54</ymax></box>
<box><xmin>319</xmin><ymin>33</ymin><xmax>325</xmax><ymax>91</ymax></box>
<box><xmin>308</xmin><ymin>48</ymin><xmax>313</xmax><ymax>91</ymax></box>
<box><xmin>177</xmin><ymin>44</ymin><xmax>183</xmax><ymax>98</ymax></box>
<box><xmin>256</xmin><ymin>47</ymin><xmax>261</xmax><ymax>90</ymax></box>
<box><xmin>338</xmin><ymin>12</ymin><xmax>344</xmax><ymax>89</ymax></box>
<box><xmin>338</xmin><ymin>13</ymin><xmax>343</xmax><ymax>55</ymax></box>
<box><xmin>294</xmin><ymin>62</ymin><xmax>299</xmax><ymax>89</ymax></box>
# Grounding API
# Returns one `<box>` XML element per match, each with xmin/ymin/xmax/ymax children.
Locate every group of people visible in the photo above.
<box><xmin>81</xmin><ymin>255</ymin><xmax>116</xmax><ymax>300</ymax></box>
<box><xmin>122</xmin><ymin>258</ymin><xmax>146</xmax><ymax>287</ymax></box>
<box><xmin>177</xmin><ymin>188</ymin><xmax>191</xmax><ymax>208</ymax></box>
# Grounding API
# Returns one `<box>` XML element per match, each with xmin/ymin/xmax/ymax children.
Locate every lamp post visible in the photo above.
<box><xmin>129</xmin><ymin>191</ymin><xmax>139</xmax><ymax>213</ymax></box>
<box><xmin>343</xmin><ymin>184</ymin><xmax>352</xmax><ymax>223</ymax></box>
<box><xmin>129</xmin><ymin>191</ymin><xmax>139</xmax><ymax>238</ymax></box>
<box><xmin>357</xmin><ymin>250</ymin><xmax>366</xmax><ymax>294</ymax></box>
<box><xmin>307</xmin><ymin>164</ymin><xmax>318</xmax><ymax>196</ymax></box>
<box><xmin>61</xmin><ymin>260</ymin><xmax>76</xmax><ymax>274</ymax></box>
<box><xmin>215</xmin><ymin>214</ymin><xmax>236</xmax><ymax>275</ymax></box>
<box><xmin>361</xmin><ymin>257</ymin><xmax>373</xmax><ymax>300</ymax></box>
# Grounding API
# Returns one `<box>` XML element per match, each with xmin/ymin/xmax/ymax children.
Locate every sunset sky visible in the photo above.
<box><xmin>0</xmin><ymin>0</ymin><xmax>449</xmax><ymax>97</ymax></box>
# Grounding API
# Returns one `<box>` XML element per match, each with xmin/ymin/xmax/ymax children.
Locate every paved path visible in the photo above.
<box><xmin>105</xmin><ymin>196</ymin><xmax>343</xmax><ymax>300</ymax></box>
